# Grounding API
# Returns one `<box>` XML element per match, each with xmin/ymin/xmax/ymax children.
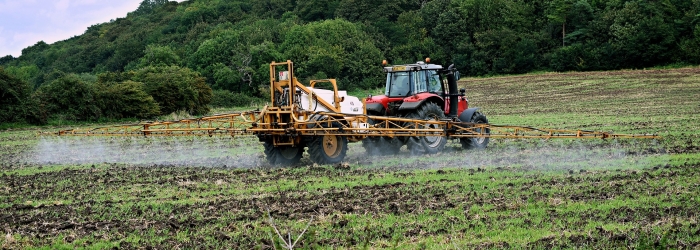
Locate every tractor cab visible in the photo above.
<box><xmin>366</xmin><ymin>59</ymin><xmax>467</xmax><ymax>117</ymax></box>
<box><xmin>384</xmin><ymin>62</ymin><xmax>444</xmax><ymax>97</ymax></box>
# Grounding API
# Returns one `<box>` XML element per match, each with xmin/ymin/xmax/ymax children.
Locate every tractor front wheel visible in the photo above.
<box><xmin>460</xmin><ymin>112</ymin><xmax>490</xmax><ymax>150</ymax></box>
<box><xmin>405</xmin><ymin>102</ymin><xmax>447</xmax><ymax>154</ymax></box>
<box><xmin>309</xmin><ymin>134</ymin><xmax>348</xmax><ymax>164</ymax></box>
<box><xmin>263</xmin><ymin>141</ymin><xmax>304</xmax><ymax>165</ymax></box>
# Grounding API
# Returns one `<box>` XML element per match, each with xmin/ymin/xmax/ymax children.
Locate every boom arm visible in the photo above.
<box><xmin>48</xmin><ymin>110</ymin><xmax>659</xmax><ymax>140</ymax></box>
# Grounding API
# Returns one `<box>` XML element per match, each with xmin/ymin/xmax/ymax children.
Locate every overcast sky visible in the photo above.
<box><xmin>0</xmin><ymin>0</ymin><xmax>154</xmax><ymax>57</ymax></box>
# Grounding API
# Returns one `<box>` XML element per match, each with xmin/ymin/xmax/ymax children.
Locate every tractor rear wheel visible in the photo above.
<box><xmin>460</xmin><ymin>112</ymin><xmax>490</xmax><ymax>150</ymax></box>
<box><xmin>405</xmin><ymin>102</ymin><xmax>447</xmax><ymax>154</ymax></box>
<box><xmin>263</xmin><ymin>141</ymin><xmax>304</xmax><ymax>165</ymax></box>
<box><xmin>309</xmin><ymin>134</ymin><xmax>348</xmax><ymax>164</ymax></box>
<box><xmin>362</xmin><ymin>116</ymin><xmax>402</xmax><ymax>155</ymax></box>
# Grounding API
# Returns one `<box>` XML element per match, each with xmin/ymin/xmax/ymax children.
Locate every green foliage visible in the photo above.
<box><xmin>26</xmin><ymin>72</ymin><xmax>163</xmax><ymax>122</ymax></box>
<box><xmin>94</xmin><ymin>81</ymin><xmax>161</xmax><ymax>119</ymax></box>
<box><xmin>2</xmin><ymin>64</ymin><xmax>39</xmax><ymax>84</ymax></box>
<box><xmin>605</xmin><ymin>2</ymin><xmax>676</xmax><ymax>68</ymax></box>
<box><xmin>295</xmin><ymin>0</ymin><xmax>338</xmax><ymax>21</ymax></box>
<box><xmin>125</xmin><ymin>44</ymin><xmax>182</xmax><ymax>70</ymax></box>
<box><xmin>33</xmin><ymin>74</ymin><xmax>100</xmax><ymax>121</ymax></box>
<box><xmin>0</xmin><ymin>55</ymin><xmax>13</xmax><ymax>65</ymax></box>
<box><xmin>134</xmin><ymin>0</ymin><xmax>169</xmax><ymax>15</ymax></box>
<box><xmin>548</xmin><ymin>43</ymin><xmax>588</xmax><ymax>71</ymax></box>
<box><xmin>210</xmin><ymin>89</ymin><xmax>262</xmax><ymax>107</ymax></box>
<box><xmin>280</xmin><ymin>19</ymin><xmax>383</xmax><ymax>90</ymax></box>
<box><xmin>0</xmin><ymin>67</ymin><xmax>43</xmax><ymax>124</ymax></box>
<box><xmin>334</xmin><ymin>0</ymin><xmax>417</xmax><ymax>22</ymax></box>
<box><xmin>3</xmin><ymin>0</ymin><xmax>698</xmax><ymax>81</ymax></box>
<box><xmin>97</xmin><ymin>71</ymin><xmax>135</xmax><ymax>84</ymax></box>
<box><xmin>133</xmin><ymin>66</ymin><xmax>212</xmax><ymax>115</ymax></box>
<box><xmin>680</xmin><ymin>24</ymin><xmax>700</xmax><ymax>64</ymax></box>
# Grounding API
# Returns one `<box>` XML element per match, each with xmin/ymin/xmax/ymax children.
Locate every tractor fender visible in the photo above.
<box><xmin>398</xmin><ymin>94</ymin><xmax>444</xmax><ymax>111</ymax></box>
<box><xmin>458</xmin><ymin>107</ymin><xmax>481</xmax><ymax>122</ymax></box>
<box><xmin>365</xmin><ymin>103</ymin><xmax>385</xmax><ymax>114</ymax></box>
<box><xmin>398</xmin><ymin>101</ymin><xmax>423</xmax><ymax>110</ymax></box>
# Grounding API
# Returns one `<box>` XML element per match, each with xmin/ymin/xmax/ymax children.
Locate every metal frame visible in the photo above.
<box><xmin>52</xmin><ymin>110</ymin><xmax>658</xmax><ymax>140</ymax></box>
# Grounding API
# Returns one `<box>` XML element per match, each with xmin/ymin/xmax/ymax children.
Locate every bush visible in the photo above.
<box><xmin>32</xmin><ymin>74</ymin><xmax>163</xmax><ymax>122</ymax></box>
<box><xmin>33</xmin><ymin>74</ymin><xmax>100</xmax><ymax>121</ymax></box>
<box><xmin>133</xmin><ymin>66</ymin><xmax>212</xmax><ymax>115</ymax></box>
<box><xmin>94</xmin><ymin>81</ymin><xmax>161</xmax><ymax>119</ymax></box>
<box><xmin>210</xmin><ymin>89</ymin><xmax>262</xmax><ymax>108</ymax></box>
<box><xmin>548</xmin><ymin>44</ymin><xmax>588</xmax><ymax>72</ymax></box>
<box><xmin>22</xmin><ymin>96</ymin><xmax>47</xmax><ymax>125</ymax></box>
<box><xmin>0</xmin><ymin>67</ymin><xmax>44</xmax><ymax>124</ymax></box>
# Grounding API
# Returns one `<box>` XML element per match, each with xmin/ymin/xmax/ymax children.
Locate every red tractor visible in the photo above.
<box><xmin>363</xmin><ymin>59</ymin><xmax>489</xmax><ymax>155</ymax></box>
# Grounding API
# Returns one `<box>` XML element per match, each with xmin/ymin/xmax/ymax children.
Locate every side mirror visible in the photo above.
<box><xmin>454</xmin><ymin>71</ymin><xmax>460</xmax><ymax>80</ymax></box>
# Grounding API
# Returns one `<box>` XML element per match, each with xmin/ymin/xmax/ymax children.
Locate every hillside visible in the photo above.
<box><xmin>1</xmin><ymin>0</ymin><xmax>700</xmax><ymax>125</ymax></box>
<box><xmin>2</xmin><ymin>0</ymin><xmax>700</xmax><ymax>90</ymax></box>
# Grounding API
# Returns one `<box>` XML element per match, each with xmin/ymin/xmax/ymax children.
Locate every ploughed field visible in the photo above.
<box><xmin>1</xmin><ymin>67</ymin><xmax>700</xmax><ymax>249</ymax></box>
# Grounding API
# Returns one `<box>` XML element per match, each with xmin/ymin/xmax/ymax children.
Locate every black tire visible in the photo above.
<box><xmin>405</xmin><ymin>102</ymin><xmax>447</xmax><ymax>154</ymax></box>
<box><xmin>263</xmin><ymin>140</ymin><xmax>304</xmax><ymax>165</ymax></box>
<box><xmin>308</xmin><ymin>134</ymin><xmax>348</xmax><ymax>164</ymax></box>
<box><xmin>362</xmin><ymin>116</ymin><xmax>402</xmax><ymax>155</ymax></box>
<box><xmin>460</xmin><ymin>112</ymin><xmax>490</xmax><ymax>150</ymax></box>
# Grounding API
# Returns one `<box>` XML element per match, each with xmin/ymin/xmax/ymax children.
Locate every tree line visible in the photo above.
<box><xmin>2</xmin><ymin>0</ymin><xmax>699</xmax><ymax>124</ymax></box>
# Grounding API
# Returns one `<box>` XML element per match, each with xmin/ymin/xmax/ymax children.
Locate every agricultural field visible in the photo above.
<box><xmin>1</xmin><ymin>67</ymin><xmax>700</xmax><ymax>249</ymax></box>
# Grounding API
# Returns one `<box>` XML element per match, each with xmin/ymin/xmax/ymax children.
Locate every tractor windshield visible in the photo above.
<box><xmin>385</xmin><ymin>72</ymin><xmax>411</xmax><ymax>97</ymax></box>
<box><xmin>427</xmin><ymin>70</ymin><xmax>442</xmax><ymax>93</ymax></box>
<box><xmin>385</xmin><ymin>70</ymin><xmax>442</xmax><ymax>97</ymax></box>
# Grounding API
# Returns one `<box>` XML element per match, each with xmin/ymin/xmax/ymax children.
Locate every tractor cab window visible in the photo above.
<box><xmin>415</xmin><ymin>70</ymin><xmax>428</xmax><ymax>93</ymax></box>
<box><xmin>385</xmin><ymin>71</ymin><xmax>411</xmax><ymax>97</ymax></box>
<box><xmin>427</xmin><ymin>70</ymin><xmax>442</xmax><ymax>93</ymax></box>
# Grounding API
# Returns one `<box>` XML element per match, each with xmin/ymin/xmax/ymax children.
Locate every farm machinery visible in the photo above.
<box><xmin>52</xmin><ymin>60</ymin><xmax>658</xmax><ymax>165</ymax></box>
<box><xmin>363</xmin><ymin>58</ymin><xmax>489</xmax><ymax>155</ymax></box>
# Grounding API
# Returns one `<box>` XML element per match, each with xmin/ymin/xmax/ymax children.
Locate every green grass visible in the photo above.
<box><xmin>1</xmin><ymin>67</ymin><xmax>700</xmax><ymax>248</ymax></box>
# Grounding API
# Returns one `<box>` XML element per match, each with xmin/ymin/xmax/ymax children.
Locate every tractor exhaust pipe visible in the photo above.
<box><xmin>447</xmin><ymin>64</ymin><xmax>458</xmax><ymax>118</ymax></box>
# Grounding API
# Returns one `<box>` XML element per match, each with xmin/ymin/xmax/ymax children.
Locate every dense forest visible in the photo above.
<box><xmin>2</xmin><ymin>0</ymin><xmax>700</xmax><ymax>124</ymax></box>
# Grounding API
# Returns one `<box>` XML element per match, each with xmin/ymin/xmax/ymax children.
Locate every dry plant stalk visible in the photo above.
<box><xmin>265</xmin><ymin>207</ymin><xmax>314</xmax><ymax>250</ymax></box>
